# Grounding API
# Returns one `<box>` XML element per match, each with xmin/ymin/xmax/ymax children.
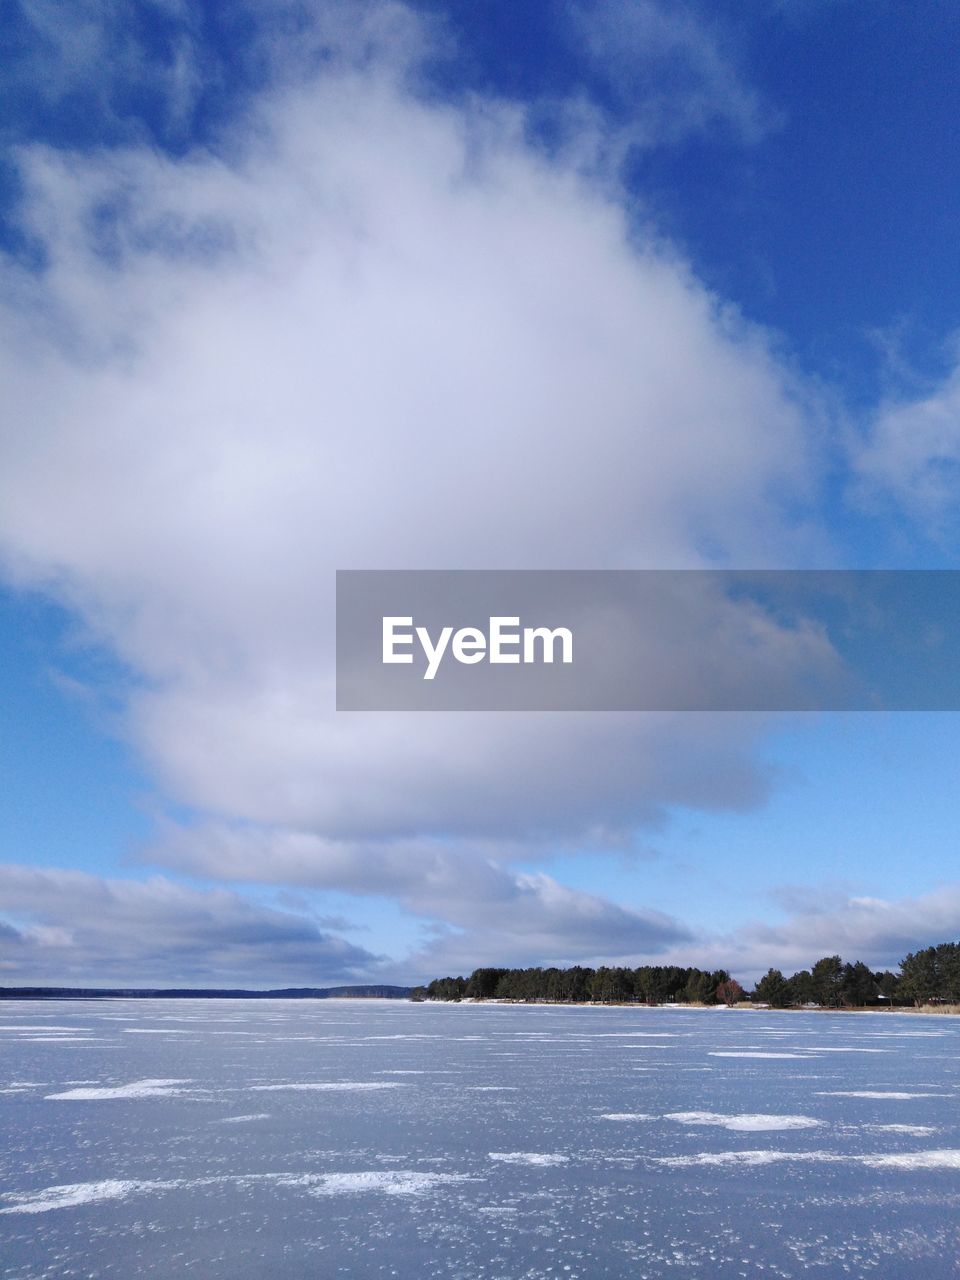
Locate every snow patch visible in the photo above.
<box><xmin>866</xmin><ymin>1124</ymin><xmax>938</xmax><ymax>1136</ymax></box>
<box><xmin>708</xmin><ymin>1051</ymin><xmax>811</xmax><ymax>1059</ymax></box>
<box><xmin>816</xmin><ymin>1090</ymin><xmax>952</xmax><ymax>1100</ymax></box>
<box><xmin>656</xmin><ymin>1150</ymin><xmax>837</xmax><ymax>1168</ymax></box>
<box><xmin>300</xmin><ymin>1171</ymin><xmax>474</xmax><ymax>1196</ymax></box>
<box><xmin>656</xmin><ymin>1147</ymin><xmax>960</xmax><ymax>1171</ymax></box>
<box><xmin>0</xmin><ymin>1179</ymin><xmax>174</xmax><ymax>1214</ymax></box>
<box><xmin>17</xmin><ymin>1036</ymin><xmax>99</xmax><ymax>1043</ymax></box>
<box><xmin>249</xmin><ymin>1081</ymin><xmax>407</xmax><ymax>1092</ymax></box>
<box><xmin>0</xmin><ymin>1026</ymin><xmax>88</xmax><ymax>1033</ymax></box>
<box><xmin>45</xmin><ymin>1078</ymin><xmax>191</xmax><ymax>1100</ymax></box>
<box><xmin>862</xmin><ymin>1149</ymin><xmax>960</xmax><ymax>1170</ymax></box>
<box><xmin>123</xmin><ymin>1029</ymin><xmax>191</xmax><ymax>1035</ymax></box>
<box><xmin>665</xmin><ymin>1111</ymin><xmax>821</xmax><ymax>1131</ymax></box>
<box><xmin>802</xmin><ymin>1046</ymin><xmax>889</xmax><ymax>1053</ymax></box>
<box><xmin>488</xmin><ymin>1152</ymin><xmax>568</xmax><ymax>1166</ymax></box>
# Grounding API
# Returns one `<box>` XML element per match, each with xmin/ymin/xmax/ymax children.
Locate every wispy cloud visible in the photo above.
<box><xmin>569</xmin><ymin>0</ymin><xmax>774</xmax><ymax>150</ymax></box>
<box><xmin>853</xmin><ymin>353</ymin><xmax>960</xmax><ymax>542</ymax></box>
<box><xmin>4</xmin><ymin>0</ymin><xmax>209</xmax><ymax>147</ymax></box>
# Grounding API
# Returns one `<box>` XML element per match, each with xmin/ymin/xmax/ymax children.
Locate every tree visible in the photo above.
<box><xmin>426</xmin><ymin>975</ymin><xmax>467</xmax><ymax>1000</ymax></box>
<box><xmin>465</xmin><ymin>968</ymin><xmax>509</xmax><ymax>1000</ymax></box>
<box><xmin>566</xmin><ymin>966</ymin><xmax>592</xmax><ymax>1002</ymax></box>
<box><xmin>898</xmin><ymin>943</ymin><xmax>960</xmax><ymax>1006</ymax></box>
<box><xmin>684</xmin><ymin>970</ymin><xmax>716</xmax><ymax>1004</ymax></box>
<box><xmin>839</xmin><ymin>960</ymin><xmax>878</xmax><ymax>1007</ymax></box>
<box><xmin>414</xmin><ymin>939</ymin><xmax>960</xmax><ymax>1010</ymax></box>
<box><xmin>590</xmin><ymin>967</ymin><xmax>633</xmax><ymax>1003</ymax></box>
<box><xmin>715</xmin><ymin>977</ymin><xmax>745</xmax><ymax>1006</ymax></box>
<box><xmin>754</xmin><ymin>968</ymin><xmax>789</xmax><ymax>1007</ymax></box>
<box><xmin>899</xmin><ymin>947</ymin><xmax>940</xmax><ymax>1006</ymax></box>
<box><xmin>811</xmin><ymin>955</ymin><xmax>844</xmax><ymax>1007</ymax></box>
<box><xmin>786</xmin><ymin>969</ymin><xmax>815</xmax><ymax>1005</ymax></box>
<box><xmin>875</xmin><ymin>970</ymin><xmax>900</xmax><ymax>1002</ymax></box>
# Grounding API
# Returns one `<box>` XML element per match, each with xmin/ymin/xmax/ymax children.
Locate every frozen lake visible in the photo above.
<box><xmin>2</xmin><ymin>999</ymin><xmax>959</xmax><ymax>1278</ymax></box>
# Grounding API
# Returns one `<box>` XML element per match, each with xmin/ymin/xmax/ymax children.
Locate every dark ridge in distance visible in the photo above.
<box><xmin>0</xmin><ymin>984</ymin><xmax>412</xmax><ymax>1001</ymax></box>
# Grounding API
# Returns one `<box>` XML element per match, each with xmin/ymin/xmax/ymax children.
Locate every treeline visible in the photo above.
<box><xmin>412</xmin><ymin>941</ymin><xmax>960</xmax><ymax>1009</ymax></box>
<box><xmin>413</xmin><ymin>965</ymin><xmax>745</xmax><ymax>1006</ymax></box>
<box><xmin>757</xmin><ymin>943</ymin><xmax>960</xmax><ymax>1008</ymax></box>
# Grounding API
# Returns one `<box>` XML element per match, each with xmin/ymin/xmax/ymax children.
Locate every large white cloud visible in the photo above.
<box><xmin>0</xmin><ymin>4</ymin><xmax>833</xmax><ymax>969</ymax></box>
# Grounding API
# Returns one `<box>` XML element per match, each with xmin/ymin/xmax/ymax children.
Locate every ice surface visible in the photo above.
<box><xmin>4</xmin><ymin>1000</ymin><xmax>960</xmax><ymax>1279</ymax></box>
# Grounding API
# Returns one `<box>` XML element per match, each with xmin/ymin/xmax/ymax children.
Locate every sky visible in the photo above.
<box><xmin>2</xmin><ymin>0</ymin><xmax>960</xmax><ymax>989</ymax></box>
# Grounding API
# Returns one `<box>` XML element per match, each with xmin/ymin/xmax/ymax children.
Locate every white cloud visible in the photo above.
<box><xmin>0</xmin><ymin>4</ymin><xmax>831</xmax><ymax>971</ymax></box>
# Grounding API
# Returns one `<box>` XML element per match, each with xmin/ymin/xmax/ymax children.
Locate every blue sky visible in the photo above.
<box><xmin>2</xmin><ymin>0</ymin><xmax>960</xmax><ymax>987</ymax></box>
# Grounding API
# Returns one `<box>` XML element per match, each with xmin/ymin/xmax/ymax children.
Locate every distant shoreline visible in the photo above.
<box><xmin>2</xmin><ymin>987</ymin><xmax>957</xmax><ymax>1015</ymax></box>
<box><xmin>0</xmin><ymin>984</ymin><xmax>412</xmax><ymax>1001</ymax></box>
<box><xmin>419</xmin><ymin>998</ymin><xmax>960</xmax><ymax>1015</ymax></box>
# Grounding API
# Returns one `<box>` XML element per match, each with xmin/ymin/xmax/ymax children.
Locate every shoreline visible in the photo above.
<box><xmin>418</xmin><ymin>997</ymin><xmax>960</xmax><ymax>1016</ymax></box>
